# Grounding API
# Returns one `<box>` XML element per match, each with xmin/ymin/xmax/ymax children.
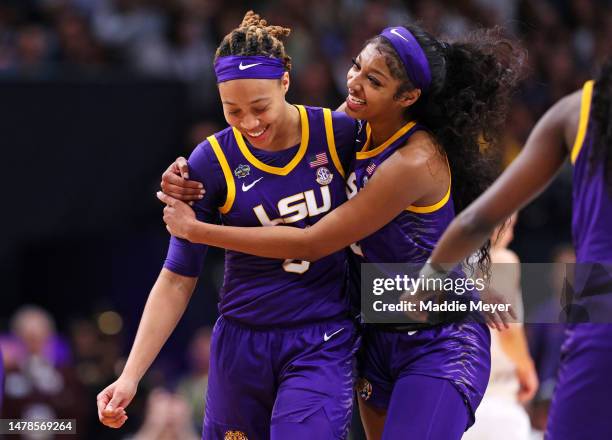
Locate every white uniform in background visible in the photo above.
<box><xmin>463</xmin><ymin>255</ymin><xmax>531</xmax><ymax>440</ymax></box>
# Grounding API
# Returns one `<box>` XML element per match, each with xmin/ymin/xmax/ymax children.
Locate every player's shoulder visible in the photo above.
<box><xmin>187</xmin><ymin>127</ymin><xmax>232</xmax><ymax>171</ymax></box>
<box><xmin>395</xmin><ymin>129</ymin><xmax>440</xmax><ymax>169</ymax></box>
<box><xmin>330</xmin><ymin>109</ymin><xmax>358</xmax><ymax>131</ymax></box>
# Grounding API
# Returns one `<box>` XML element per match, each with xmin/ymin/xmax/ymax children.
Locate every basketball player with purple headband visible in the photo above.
<box><xmin>409</xmin><ymin>60</ymin><xmax>612</xmax><ymax>440</ymax></box>
<box><xmin>158</xmin><ymin>25</ymin><xmax>523</xmax><ymax>439</ymax></box>
<box><xmin>97</xmin><ymin>11</ymin><xmax>360</xmax><ymax>440</ymax></box>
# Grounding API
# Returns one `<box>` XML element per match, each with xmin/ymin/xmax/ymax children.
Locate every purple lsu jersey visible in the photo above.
<box><xmin>347</xmin><ymin>120</ymin><xmax>455</xmax><ymax>264</ymax></box>
<box><xmin>571</xmin><ymin>80</ymin><xmax>612</xmax><ymax>264</ymax></box>
<box><xmin>348</xmin><ymin>120</ymin><xmax>490</xmax><ymax>429</ymax></box>
<box><xmin>165</xmin><ymin>105</ymin><xmax>356</xmax><ymax>327</ymax></box>
<box><xmin>546</xmin><ymin>80</ymin><xmax>612</xmax><ymax>440</ymax></box>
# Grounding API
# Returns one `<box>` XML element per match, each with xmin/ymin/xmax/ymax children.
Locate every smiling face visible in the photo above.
<box><xmin>218</xmin><ymin>72</ymin><xmax>290</xmax><ymax>148</ymax></box>
<box><xmin>345</xmin><ymin>42</ymin><xmax>420</xmax><ymax>123</ymax></box>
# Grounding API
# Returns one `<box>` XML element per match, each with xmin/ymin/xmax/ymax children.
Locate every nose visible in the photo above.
<box><xmin>347</xmin><ymin>73</ymin><xmax>361</xmax><ymax>94</ymax></box>
<box><xmin>240</xmin><ymin>114</ymin><xmax>260</xmax><ymax>131</ymax></box>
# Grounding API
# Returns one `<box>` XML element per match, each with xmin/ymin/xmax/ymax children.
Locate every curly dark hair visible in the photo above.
<box><xmin>590</xmin><ymin>58</ymin><xmax>612</xmax><ymax>193</ymax></box>
<box><xmin>215</xmin><ymin>11</ymin><xmax>292</xmax><ymax>71</ymax></box>
<box><xmin>367</xmin><ymin>24</ymin><xmax>525</xmax><ymax>272</ymax></box>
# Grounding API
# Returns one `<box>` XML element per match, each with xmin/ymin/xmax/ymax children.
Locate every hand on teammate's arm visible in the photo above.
<box><xmin>156</xmin><ymin>140</ymin><xmax>437</xmax><ymax>261</ymax></box>
<box><xmin>157</xmin><ymin>192</ymin><xmax>198</xmax><ymax>239</ymax></box>
<box><xmin>160</xmin><ymin>157</ymin><xmax>205</xmax><ymax>202</ymax></box>
<box><xmin>97</xmin><ymin>270</ymin><xmax>197</xmax><ymax>428</ymax></box>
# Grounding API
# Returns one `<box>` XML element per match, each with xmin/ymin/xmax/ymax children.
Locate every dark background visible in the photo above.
<box><xmin>1</xmin><ymin>0</ymin><xmax>610</xmax><ymax>438</ymax></box>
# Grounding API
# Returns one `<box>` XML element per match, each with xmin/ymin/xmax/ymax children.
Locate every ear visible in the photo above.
<box><xmin>280</xmin><ymin>71</ymin><xmax>290</xmax><ymax>93</ymax></box>
<box><xmin>397</xmin><ymin>88</ymin><xmax>421</xmax><ymax>108</ymax></box>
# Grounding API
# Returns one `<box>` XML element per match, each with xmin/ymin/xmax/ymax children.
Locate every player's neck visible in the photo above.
<box><xmin>266</xmin><ymin>102</ymin><xmax>302</xmax><ymax>152</ymax></box>
<box><xmin>368</xmin><ymin>113</ymin><xmax>408</xmax><ymax>147</ymax></box>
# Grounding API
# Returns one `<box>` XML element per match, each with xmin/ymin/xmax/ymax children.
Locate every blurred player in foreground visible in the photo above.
<box><xmin>464</xmin><ymin>215</ymin><xmax>538</xmax><ymax>440</ymax></box>
<box><xmin>423</xmin><ymin>59</ymin><xmax>612</xmax><ymax>439</ymax></box>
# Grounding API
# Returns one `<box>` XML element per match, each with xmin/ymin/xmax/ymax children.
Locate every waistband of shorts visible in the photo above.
<box><xmin>368</xmin><ymin>310</ymin><xmax>479</xmax><ymax>333</ymax></box>
<box><xmin>219</xmin><ymin>312</ymin><xmax>353</xmax><ymax>332</ymax></box>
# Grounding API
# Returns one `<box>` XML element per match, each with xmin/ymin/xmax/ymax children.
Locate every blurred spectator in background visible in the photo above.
<box><xmin>126</xmin><ymin>388</ymin><xmax>199</xmax><ymax>440</ymax></box>
<box><xmin>176</xmin><ymin>327</ymin><xmax>211</xmax><ymax>432</ymax></box>
<box><xmin>1</xmin><ymin>305</ymin><xmax>86</xmax><ymax>435</ymax></box>
<box><xmin>464</xmin><ymin>216</ymin><xmax>538</xmax><ymax>440</ymax></box>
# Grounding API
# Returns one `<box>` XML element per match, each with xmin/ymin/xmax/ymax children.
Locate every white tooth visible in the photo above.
<box><xmin>248</xmin><ymin>127</ymin><xmax>266</xmax><ymax>137</ymax></box>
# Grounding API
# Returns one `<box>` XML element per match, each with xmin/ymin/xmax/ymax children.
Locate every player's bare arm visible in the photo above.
<box><xmin>97</xmin><ymin>269</ymin><xmax>197</xmax><ymax>428</ymax></box>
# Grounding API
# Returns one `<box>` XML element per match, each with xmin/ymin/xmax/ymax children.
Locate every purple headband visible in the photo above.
<box><xmin>380</xmin><ymin>27</ymin><xmax>431</xmax><ymax>92</ymax></box>
<box><xmin>214</xmin><ymin>55</ymin><xmax>286</xmax><ymax>83</ymax></box>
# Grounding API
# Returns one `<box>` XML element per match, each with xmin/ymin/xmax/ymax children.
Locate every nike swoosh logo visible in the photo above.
<box><xmin>407</xmin><ymin>331</ymin><xmax>418</xmax><ymax>335</ymax></box>
<box><xmin>390</xmin><ymin>28</ymin><xmax>410</xmax><ymax>43</ymax></box>
<box><xmin>239</xmin><ymin>62</ymin><xmax>263</xmax><ymax>70</ymax></box>
<box><xmin>241</xmin><ymin>177</ymin><xmax>263</xmax><ymax>192</ymax></box>
<box><xmin>323</xmin><ymin>328</ymin><xmax>344</xmax><ymax>342</ymax></box>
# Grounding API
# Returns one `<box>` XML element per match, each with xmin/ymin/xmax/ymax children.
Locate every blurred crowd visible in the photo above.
<box><xmin>1</xmin><ymin>0</ymin><xmax>610</xmax><ymax>438</ymax></box>
<box><xmin>1</xmin><ymin>305</ymin><xmax>212</xmax><ymax>439</ymax></box>
<box><xmin>1</xmin><ymin>0</ymin><xmax>611</xmax><ymax>142</ymax></box>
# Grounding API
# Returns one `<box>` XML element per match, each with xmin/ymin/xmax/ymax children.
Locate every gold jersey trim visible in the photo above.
<box><xmin>207</xmin><ymin>134</ymin><xmax>235</xmax><ymax>214</ymax></box>
<box><xmin>356</xmin><ymin>120</ymin><xmax>417</xmax><ymax>159</ymax></box>
<box><xmin>323</xmin><ymin>108</ymin><xmax>346</xmax><ymax>178</ymax></box>
<box><xmin>232</xmin><ymin>105</ymin><xmax>309</xmax><ymax>176</ymax></box>
<box><xmin>571</xmin><ymin>80</ymin><xmax>595</xmax><ymax>165</ymax></box>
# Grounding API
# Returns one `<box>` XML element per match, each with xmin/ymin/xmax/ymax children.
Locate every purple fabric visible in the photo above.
<box><xmin>572</xmin><ymin>85</ymin><xmax>612</xmax><ymax>264</ymax></box>
<box><xmin>357</xmin><ymin>322</ymin><xmax>491</xmax><ymax>429</ymax></box>
<box><xmin>164</xmin><ymin>140</ymin><xmax>225</xmax><ymax>277</ymax></box>
<box><xmin>351</xmin><ymin>121</ymin><xmax>453</xmax><ymax>266</ymax></box>
<box><xmin>214</xmin><ymin>55</ymin><xmax>286</xmax><ymax>83</ymax></box>
<box><xmin>202</xmin><ymin>316</ymin><xmax>358</xmax><ymax>440</ymax></box>
<box><xmin>383</xmin><ymin>376</ymin><xmax>468</xmax><ymax>440</ymax></box>
<box><xmin>271</xmin><ymin>408</ymin><xmax>335</xmax><ymax>439</ymax></box>
<box><xmin>546</xmin><ymin>324</ymin><xmax>612</xmax><ymax>439</ymax></box>
<box><xmin>167</xmin><ymin>106</ymin><xmax>350</xmax><ymax>327</ymax></box>
<box><xmin>380</xmin><ymin>27</ymin><xmax>431</xmax><ymax>92</ymax></box>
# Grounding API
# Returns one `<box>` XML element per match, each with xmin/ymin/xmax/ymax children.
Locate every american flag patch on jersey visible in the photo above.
<box><xmin>309</xmin><ymin>152</ymin><xmax>329</xmax><ymax>168</ymax></box>
<box><xmin>366</xmin><ymin>162</ymin><xmax>377</xmax><ymax>175</ymax></box>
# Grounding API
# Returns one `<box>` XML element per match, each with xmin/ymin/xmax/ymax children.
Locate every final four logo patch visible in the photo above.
<box><xmin>234</xmin><ymin>164</ymin><xmax>251</xmax><ymax>178</ymax></box>
<box><xmin>316</xmin><ymin>167</ymin><xmax>334</xmax><ymax>185</ymax></box>
<box><xmin>356</xmin><ymin>377</ymin><xmax>372</xmax><ymax>401</ymax></box>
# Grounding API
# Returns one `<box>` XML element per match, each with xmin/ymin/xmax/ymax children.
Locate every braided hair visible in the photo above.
<box><xmin>215</xmin><ymin>11</ymin><xmax>292</xmax><ymax>71</ymax></box>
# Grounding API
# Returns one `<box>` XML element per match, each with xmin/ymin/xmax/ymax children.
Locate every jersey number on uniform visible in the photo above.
<box><xmin>253</xmin><ymin>185</ymin><xmax>332</xmax><ymax>274</ymax></box>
